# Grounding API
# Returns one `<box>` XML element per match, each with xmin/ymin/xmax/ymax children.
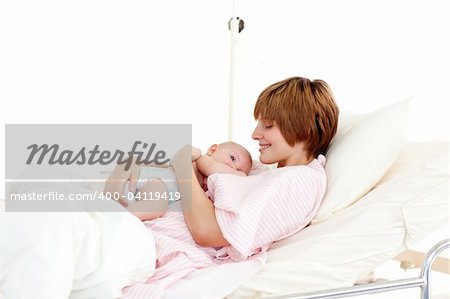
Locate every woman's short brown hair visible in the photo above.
<box><xmin>254</xmin><ymin>76</ymin><xmax>339</xmax><ymax>158</ymax></box>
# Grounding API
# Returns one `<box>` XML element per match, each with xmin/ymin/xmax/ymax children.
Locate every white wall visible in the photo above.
<box><xmin>1</xmin><ymin>0</ymin><xmax>449</xmax><ymax>198</ymax></box>
<box><xmin>0</xmin><ymin>0</ymin><xmax>232</xmax><ymax>198</ymax></box>
<box><xmin>230</xmin><ymin>1</ymin><xmax>450</xmax><ymax>153</ymax></box>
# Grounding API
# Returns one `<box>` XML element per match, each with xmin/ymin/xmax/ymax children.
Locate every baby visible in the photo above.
<box><xmin>124</xmin><ymin>141</ymin><xmax>252</xmax><ymax>220</ymax></box>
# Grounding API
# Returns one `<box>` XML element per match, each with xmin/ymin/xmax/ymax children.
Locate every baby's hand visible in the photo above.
<box><xmin>234</xmin><ymin>170</ymin><xmax>247</xmax><ymax>177</ymax></box>
<box><xmin>191</xmin><ymin>147</ymin><xmax>202</xmax><ymax>161</ymax></box>
<box><xmin>196</xmin><ymin>155</ymin><xmax>216</xmax><ymax>177</ymax></box>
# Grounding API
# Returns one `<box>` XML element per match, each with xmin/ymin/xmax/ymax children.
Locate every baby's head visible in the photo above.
<box><xmin>207</xmin><ymin>141</ymin><xmax>253</xmax><ymax>175</ymax></box>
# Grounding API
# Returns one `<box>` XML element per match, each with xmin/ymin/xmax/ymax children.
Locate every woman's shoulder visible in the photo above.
<box><xmin>277</xmin><ymin>154</ymin><xmax>326</xmax><ymax>173</ymax></box>
<box><xmin>271</xmin><ymin>156</ymin><xmax>327</xmax><ymax>186</ymax></box>
<box><xmin>307</xmin><ymin>154</ymin><xmax>327</xmax><ymax>174</ymax></box>
<box><xmin>248</xmin><ymin>155</ymin><xmax>326</xmax><ymax>179</ymax></box>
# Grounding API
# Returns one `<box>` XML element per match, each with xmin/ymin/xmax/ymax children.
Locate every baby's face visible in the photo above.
<box><xmin>210</xmin><ymin>144</ymin><xmax>252</xmax><ymax>175</ymax></box>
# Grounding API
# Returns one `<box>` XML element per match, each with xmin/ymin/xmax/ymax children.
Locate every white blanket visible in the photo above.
<box><xmin>0</xmin><ymin>173</ymin><xmax>156</xmax><ymax>298</ymax></box>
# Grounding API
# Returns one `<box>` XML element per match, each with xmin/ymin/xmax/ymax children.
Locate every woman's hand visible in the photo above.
<box><xmin>103</xmin><ymin>159</ymin><xmax>140</xmax><ymax>207</ymax></box>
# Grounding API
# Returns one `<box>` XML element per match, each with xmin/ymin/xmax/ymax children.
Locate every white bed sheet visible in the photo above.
<box><xmin>225</xmin><ymin>141</ymin><xmax>448</xmax><ymax>298</ymax></box>
<box><xmin>162</xmin><ymin>257</ymin><xmax>265</xmax><ymax>299</ymax></box>
<box><xmin>0</xmin><ymin>182</ymin><xmax>156</xmax><ymax>299</ymax></box>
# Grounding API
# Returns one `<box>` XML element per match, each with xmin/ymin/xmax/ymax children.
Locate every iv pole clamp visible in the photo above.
<box><xmin>228</xmin><ymin>17</ymin><xmax>245</xmax><ymax>33</ymax></box>
<box><xmin>227</xmin><ymin>16</ymin><xmax>244</xmax><ymax>141</ymax></box>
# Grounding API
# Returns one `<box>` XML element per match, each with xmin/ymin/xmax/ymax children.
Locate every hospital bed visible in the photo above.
<box><xmin>1</xmin><ymin>100</ymin><xmax>448</xmax><ymax>299</ymax></box>
<box><xmin>169</xmin><ymin>99</ymin><xmax>450</xmax><ymax>298</ymax></box>
<box><xmin>266</xmin><ymin>239</ymin><xmax>449</xmax><ymax>299</ymax></box>
<box><xmin>164</xmin><ymin>136</ymin><xmax>449</xmax><ymax>299</ymax></box>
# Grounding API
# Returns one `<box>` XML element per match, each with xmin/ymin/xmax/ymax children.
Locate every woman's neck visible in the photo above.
<box><xmin>277</xmin><ymin>157</ymin><xmax>313</xmax><ymax>168</ymax></box>
<box><xmin>277</xmin><ymin>150</ymin><xmax>314</xmax><ymax>168</ymax></box>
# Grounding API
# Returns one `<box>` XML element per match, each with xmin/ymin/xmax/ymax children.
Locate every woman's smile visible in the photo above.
<box><xmin>259</xmin><ymin>143</ymin><xmax>271</xmax><ymax>151</ymax></box>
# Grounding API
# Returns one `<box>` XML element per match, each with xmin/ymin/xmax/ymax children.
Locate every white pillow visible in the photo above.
<box><xmin>314</xmin><ymin>98</ymin><xmax>411</xmax><ymax>221</ymax></box>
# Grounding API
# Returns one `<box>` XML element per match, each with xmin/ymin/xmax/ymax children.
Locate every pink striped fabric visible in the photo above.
<box><xmin>122</xmin><ymin>155</ymin><xmax>327</xmax><ymax>298</ymax></box>
<box><xmin>208</xmin><ymin>155</ymin><xmax>327</xmax><ymax>261</ymax></box>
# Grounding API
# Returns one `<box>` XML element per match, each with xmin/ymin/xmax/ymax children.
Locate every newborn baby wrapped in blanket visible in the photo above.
<box><xmin>123</xmin><ymin>155</ymin><xmax>327</xmax><ymax>298</ymax></box>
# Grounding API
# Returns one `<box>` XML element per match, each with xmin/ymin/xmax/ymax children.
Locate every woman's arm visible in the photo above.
<box><xmin>184</xmin><ymin>167</ymin><xmax>229</xmax><ymax>247</ymax></box>
<box><xmin>171</xmin><ymin>145</ymin><xmax>229</xmax><ymax>247</ymax></box>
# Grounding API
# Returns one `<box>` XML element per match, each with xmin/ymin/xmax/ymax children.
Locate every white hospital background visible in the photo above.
<box><xmin>0</xmin><ymin>1</ymin><xmax>449</xmax><ymax>297</ymax></box>
<box><xmin>1</xmin><ymin>1</ymin><xmax>449</xmax><ymax>151</ymax></box>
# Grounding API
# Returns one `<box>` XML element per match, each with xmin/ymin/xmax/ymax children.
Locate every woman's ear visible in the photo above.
<box><xmin>207</xmin><ymin>144</ymin><xmax>218</xmax><ymax>156</ymax></box>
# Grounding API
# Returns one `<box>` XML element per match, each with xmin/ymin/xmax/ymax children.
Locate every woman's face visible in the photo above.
<box><xmin>251</xmin><ymin>119</ymin><xmax>308</xmax><ymax>167</ymax></box>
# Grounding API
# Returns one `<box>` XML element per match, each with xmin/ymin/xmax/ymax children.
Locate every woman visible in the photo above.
<box><xmin>105</xmin><ymin>76</ymin><xmax>339</xmax><ymax>255</ymax></box>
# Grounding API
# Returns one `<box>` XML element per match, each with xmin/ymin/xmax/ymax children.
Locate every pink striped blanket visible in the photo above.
<box><xmin>123</xmin><ymin>156</ymin><xmax>327</xmax><ymax>298</ymax></box>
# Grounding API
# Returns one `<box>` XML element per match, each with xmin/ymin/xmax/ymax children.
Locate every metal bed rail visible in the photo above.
<box><xmin>265</xmin><ymin>239</ymin><xmax>449</xmax><ymax>299</ymax></box>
